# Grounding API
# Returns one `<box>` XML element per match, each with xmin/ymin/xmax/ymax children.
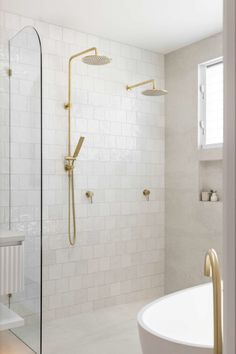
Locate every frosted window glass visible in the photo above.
<box><xmin>205</xmin><ymin>62</ymin><xmax>223</xmax><ymax>145</ymax></box>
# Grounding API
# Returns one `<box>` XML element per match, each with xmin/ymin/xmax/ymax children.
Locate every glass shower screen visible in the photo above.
<box><xmin>8</xmin><ymin>26</ymin><xmax>42</xmax><ymax>353</ymax></box>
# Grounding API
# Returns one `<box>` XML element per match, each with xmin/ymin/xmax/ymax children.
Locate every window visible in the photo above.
<box><xmin>198</xmin><ymin>58</ymin><xmax>223</xmax><ymax>148</ymax></box>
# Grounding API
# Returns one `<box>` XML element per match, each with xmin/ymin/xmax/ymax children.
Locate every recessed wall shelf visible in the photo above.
<box><xmin>199</xmin><ymin>201</ymin><xmax>223</xmax><ymax>204</ymax></box>
<box><xmin>198</xmin><ymin>159</ymin><xmax>223</xmax><ymax>202</ymax></box>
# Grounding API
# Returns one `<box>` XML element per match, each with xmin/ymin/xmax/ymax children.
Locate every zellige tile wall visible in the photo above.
<box><xmin>0</xmin><ymin>10</ymin><xmax>165</xmax><ymax>322</ymax></box>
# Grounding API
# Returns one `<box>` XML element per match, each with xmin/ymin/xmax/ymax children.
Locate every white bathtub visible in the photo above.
<box><xmin>138</xmin><ymin>283</ymin><xmax>217</xmax><ymax>354</ymax></box>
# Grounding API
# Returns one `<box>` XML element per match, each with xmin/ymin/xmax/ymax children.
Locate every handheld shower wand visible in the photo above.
<box><xmin>73</xmin><ymin>137</ymin><xmax>85</xmax><ymax>159</ymax></box>
<box><xmin>64</xmin><ymin>47</ymin><xmax>111</xmax><ymax>246</ymax></box>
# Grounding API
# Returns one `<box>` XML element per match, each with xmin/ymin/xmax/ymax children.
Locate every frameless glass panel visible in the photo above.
<box><xmin>8</xmin><ymin>26</ymin><xmax>42</xmax><ymax>353</ymax></box>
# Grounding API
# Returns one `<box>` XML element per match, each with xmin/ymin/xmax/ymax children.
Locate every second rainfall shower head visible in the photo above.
<box><xmin>142</xmin><ymin>88</ymin><xmax>168</xmax><ymax>96</ymax></box>
<box><xmin>126</xmin><ymin>79</ymin><xmax>168</xmax><ymax>97</ymax></box>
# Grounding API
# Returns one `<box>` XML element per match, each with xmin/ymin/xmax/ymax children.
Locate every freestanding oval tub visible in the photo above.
<box><xmin>138</xmin><ymin>283</ymin><xmax>217</xmax><ymax>354</ymax></box>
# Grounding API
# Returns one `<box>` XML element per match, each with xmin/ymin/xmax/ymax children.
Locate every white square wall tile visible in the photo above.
<box><xmin>5</xmin><ymin>13</ymin><xmax>20</xmax><ymax>30</ymax></box>
<box><xmin>0</xmin><ymin>9</ymin><xmax>165</xmax><ymax>322</ymax></box>
<box><xmin>49</xmin><ymin>24</ymin><xmax>63</xmax><ymax>40</ymax></box>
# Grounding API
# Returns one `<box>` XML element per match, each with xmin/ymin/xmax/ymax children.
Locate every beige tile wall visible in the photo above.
<box><xmin>165</xmin><ymin>33</ymin><xmax>223</xmax><ymax>293</ymax></box>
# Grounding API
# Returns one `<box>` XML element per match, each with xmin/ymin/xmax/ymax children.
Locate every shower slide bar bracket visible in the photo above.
<box><xmin>64</xmin><ymin>158</ymin><xmax>75</xmax><ymax>173</ymax></box>
<box><xmin>7</xmin><ymin>68</ymin><xmax>12</xmax><ymax>77</ymax></box>
<box><xmin>64</xmin><ymin>102</ymin><xmax>70</xmax><ymax>109</ymax></box>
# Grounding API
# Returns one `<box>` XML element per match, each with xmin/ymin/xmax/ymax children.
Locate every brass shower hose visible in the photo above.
<box><xmin>68</xmin><ymin>164</ymin><xmax>76</xmax><ymax>246</ymax></box>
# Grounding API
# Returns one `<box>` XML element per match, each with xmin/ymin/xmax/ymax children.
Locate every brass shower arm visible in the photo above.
<box><xmin>64</xmin><ymin>47</ymin><xmax>98</xmax><ymax>110</ymax></box>
<box><xmin>69</xmin><ymin>47</ymin><xmax>97</xmax><ymax>63</ymax></box>
<box><xmin>126</xmin><ymin>79</ymin><xmax>156</xmax><ymax>91</ymax></box>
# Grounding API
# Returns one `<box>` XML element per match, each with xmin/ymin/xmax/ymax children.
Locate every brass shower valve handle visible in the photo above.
<box><xmin>143</xmin><ymin>189</ymin><xmax>150</xmax><ymax>201</ymax></box>
<box><xmin>86</xmin><ymin>191</ymin><xmax>94</xmax><ymax>204</ymax></box>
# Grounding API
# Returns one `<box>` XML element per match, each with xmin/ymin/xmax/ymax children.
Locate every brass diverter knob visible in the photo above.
<box><xmin>143</xmin><ymin>189</ymin><xmax>150</xmax><ymax>201</ymax></box>
<box><xmin>86</xmin><ymin>191</ymin><xmax>94</xmax><ymax>204</ymax></box>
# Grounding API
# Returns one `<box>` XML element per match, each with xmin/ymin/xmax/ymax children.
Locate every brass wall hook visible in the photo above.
<box><xmin>86</xmin><ymin>191</ymin><xmax>94</xmax><ymax>204</ymax></box>
<box><xmin>143</xmin><ymin>189</ymin><xmax>150</xmax><ymax>201</ymax></box>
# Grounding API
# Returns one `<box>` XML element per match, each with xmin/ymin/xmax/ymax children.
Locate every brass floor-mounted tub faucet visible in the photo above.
<box><xmin>64</xmin><ymin>47</ymin><xmax>111</xmax><ymax>246</ymax></box>
<box><xmin>204</xmin><ymin>248</ymin><xmax>223</xmax><ymax>354</ymax></box>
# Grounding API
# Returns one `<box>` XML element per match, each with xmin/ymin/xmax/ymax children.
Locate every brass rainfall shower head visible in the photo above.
<box><xmin>82</xmin><ymin>54</ymin><xmax>111</xmax><ymax>65</ymax></box>
<box><xmin>126</xmin><ymin>79</ymin><xmax>168</xmax><ymax>96</ymax></box>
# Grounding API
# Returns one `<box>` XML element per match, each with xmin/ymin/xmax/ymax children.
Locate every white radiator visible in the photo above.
<box><xmin>0</xmin><ymin>244</ymin><xmax>24</xmax><ymax>295</ymax></box>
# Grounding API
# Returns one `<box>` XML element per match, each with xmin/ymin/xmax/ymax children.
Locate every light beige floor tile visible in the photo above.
<box><xmin>0</xmin><ymin>331</ymin><xmax>34</xmax><ymax>354</ymax></box>
<box><xmin>43</xmin><ymin>300</ymin><xmax>148</xmax><ymax>354</ymax></box>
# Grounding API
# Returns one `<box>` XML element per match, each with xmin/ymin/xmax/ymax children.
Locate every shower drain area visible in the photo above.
<box><xmin>43</xmin><ymin>300</ymin><xmax>148</xmax><ymax>354</ymax></box>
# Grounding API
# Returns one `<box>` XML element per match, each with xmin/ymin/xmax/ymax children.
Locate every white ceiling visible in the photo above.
<box><xmin>0</xmin><ymin>0</ymin><xmax>223</xmax><ymax>53</ymax></box>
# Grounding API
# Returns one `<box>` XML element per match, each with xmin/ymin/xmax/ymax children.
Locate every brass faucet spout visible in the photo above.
<box><xmin>204</xmin><ymin>249</ymin><xmax>222</xmax><ymax>354</ymax></box>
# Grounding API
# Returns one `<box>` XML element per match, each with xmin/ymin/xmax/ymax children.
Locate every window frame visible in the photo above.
<box><xmin>198</xmin><ymin>56</ymin><xmax>223</xmax><ymax>149</ymax></box>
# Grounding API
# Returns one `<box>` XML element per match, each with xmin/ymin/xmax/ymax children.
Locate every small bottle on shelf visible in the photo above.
<box><xmin>210</xmin><ymin>190</ymin><xmax>218</xmax><ymax>202</ymax></box>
